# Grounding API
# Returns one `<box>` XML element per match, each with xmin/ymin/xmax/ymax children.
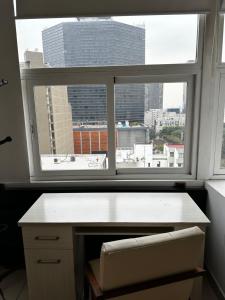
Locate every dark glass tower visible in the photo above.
<box><xmin>42</xmin><ymin>20</ymin><xmax>145</xmax><ymax>123</ymax></box>
<box><xmin>145</xmin><ymin>83</ymin><xmax>164</xmax><ymax>111</ymax></box>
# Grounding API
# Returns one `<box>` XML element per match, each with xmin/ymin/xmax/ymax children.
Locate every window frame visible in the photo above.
<box><xmin>114</xmin><ymin>74</ymin><xmax>194</xmax><ymax>175</ymax></box>
<box><xmin>20</xmin><ymin>15</ymin><xmax>205</xmax><ymax>181</ymax></box>
<box><xmin>211</xmin><ymin>14</ymin><xmax>225</xmax><ymax>176</ymax></box>
<box><xmin>213</xmin><ymin>72</ymin><xmax>225</xmax><ymax>174</ymax></box>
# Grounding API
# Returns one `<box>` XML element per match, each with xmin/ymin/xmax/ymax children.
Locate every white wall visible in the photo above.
<box><xmin>0</xmin><ymin>0</ymin><xmax>29</xmax><ymax>183</ymax></box>
<box><xmin>205</xmin><ymin>181</ymin><xmax>225</xmax><ymax>297</ymax></box>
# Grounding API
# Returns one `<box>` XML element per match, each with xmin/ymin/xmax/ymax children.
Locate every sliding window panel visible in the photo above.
<box><xmin>114</xmin><ymin>76</ymin><xmax>194</xmax><ymax>174</ymax></box>
<box><xmin>222</xmin><ymin>16</ymin><xmax>225</xmax><ymax>63</ymax></box>
<box><xmin>214</xmin><ymin>73</ymin><xmax>225</xmax><ymax>174</ymax></box>
<box><xmin>24</xmin><ymin>74</ymin><xmax>116</xmax><ymax>179</ymax></box>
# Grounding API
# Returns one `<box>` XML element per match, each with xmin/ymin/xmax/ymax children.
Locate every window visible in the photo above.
<box><xmin>33</xmin><ymin>84</ymin><xmax>108</xmax><ymax>171</ymax></box>
<box><xmin>18</xmin><ymin>14</ymin><xmax>202</xmax><ymax>180</ymax></box>
<box><xmin>214</xmin><ymin>73</ymin><xmax>225</xmax><ymax>173</ymax></box>
<box><xmin>222</xmin><ymin>16</ymin><xmax>225</xmax><ymax>62</ymax></box>
<box><xmin>213</xmin><ymin>15</ymin><xmax>225</xmax><ymax>175</ymax></box>
<box><xmin>16</xmin><ymin>15</ymin><xmax>198</xmax><ymax>68</ymax></box>
<box><xmin>115</xmin><ymin>81</ymin><xmax>187</xmax><ymax>169</ymax></box>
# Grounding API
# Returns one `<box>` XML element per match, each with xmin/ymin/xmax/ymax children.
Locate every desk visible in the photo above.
<box><xmin>19</xmin><ymin>193</ymin><xmax>210</xmax><ymax>300</ymax></box>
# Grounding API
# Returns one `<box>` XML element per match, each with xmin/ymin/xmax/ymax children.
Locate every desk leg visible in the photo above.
<box><xmin>74</xmin><ymin>234</ymin><xmax>85</xmax><ymax>300</ymax></box>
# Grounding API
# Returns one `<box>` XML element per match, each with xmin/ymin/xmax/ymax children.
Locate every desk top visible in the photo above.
<box><xmin>18</xmin><ymin>193</ymin><xmax>210</xmax><ymax>226</ymax></box>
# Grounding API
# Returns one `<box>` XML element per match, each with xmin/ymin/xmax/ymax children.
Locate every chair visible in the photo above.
<box><xmin>86</xmin><ymin>226</ymin><xmax>206</xmax><ymax>300</ymax></box>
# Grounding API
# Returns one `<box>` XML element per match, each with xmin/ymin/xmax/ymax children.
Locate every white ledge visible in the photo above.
<box><xmin>205</xmin><ymin>180</ymin><xmax>225</xmax><ymax>198</ymax></box>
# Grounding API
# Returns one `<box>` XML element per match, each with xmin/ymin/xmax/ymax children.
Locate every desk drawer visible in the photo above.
<box><xmin>24</xmin><ymin>248</ymin><xmax>75</xmax><ymax>300</ymax></box>
<box><xmin>22</xmin><ymin>225</ymin><xmax>73</xmax><ymax>249</ymax></box>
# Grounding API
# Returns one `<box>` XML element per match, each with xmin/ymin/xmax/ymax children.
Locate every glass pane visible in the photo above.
<box><xmin>220</xmin><ymin>110</ymin><xmax>225</xmax><ymax>168</ymax></box>
<box><xmin>33</xmin><ymin>84</ymin><xmax>108</xmax><ymax>170</ymax></box>
<box><xmin>222</xmin><ymin>17</ymin><xmax>225</xmax><ymax>62</ymax></box>
<box><xmin>16</xmin><ymin>15</ymin><xmax>198</xmax><ymax>67</ymax></box>
<box><xmin>115</xmin><ymin>82</ymin><xmax>187</xmax><ymax>168</ymax></box>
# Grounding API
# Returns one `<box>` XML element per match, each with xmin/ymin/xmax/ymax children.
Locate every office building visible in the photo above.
<box><xmin>23</xmin><ymin>51</ymin><xmax>74</xmax><ymax>155</ymax></box>
<box><xmin>42</xmin><ymin>20</ymin><xmax>145</xmax><ymax>123</ymax></box>
<box><xmin>145</xmin><ymin>83</ymin><xmax>163</xmax><ymax>110</ymax></box>
<box><xmin>73</xmin><ymin>126</ymin><xmax>149</xmax><ymax>154</ymax></box>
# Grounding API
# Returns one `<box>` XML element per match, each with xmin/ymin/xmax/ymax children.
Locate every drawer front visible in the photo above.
<box><xmin>25</xmin><ymin>248</ymin><xmax>76</xmax><ymax>300</ymax></box>
<box><xmin>22</xmin><ymin>225</ymin><xmax>73</xmax><ymax>249</ymax></box>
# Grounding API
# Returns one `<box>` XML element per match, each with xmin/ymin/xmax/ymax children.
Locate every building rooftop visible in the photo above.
<box><xmin>40</xmin><ymin>154</ymin><xmax>106</xmax><ymax>170</ymax></box>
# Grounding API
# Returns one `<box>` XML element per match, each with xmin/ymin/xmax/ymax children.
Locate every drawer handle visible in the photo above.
<box><xmin>35</xmin><ymin>236</ymin><xmax>60</xmax><ymax>241</ymax></box>
<box><xmin>37</xmin><ymin>259</ymin><xmax>61</xmax><ymax>264</ymax></box>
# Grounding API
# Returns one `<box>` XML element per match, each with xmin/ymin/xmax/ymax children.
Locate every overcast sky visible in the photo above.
<box><xmin>16</xmin><ymin>15</ymin><xmax>198</xmax><ymax>109</ymax></box>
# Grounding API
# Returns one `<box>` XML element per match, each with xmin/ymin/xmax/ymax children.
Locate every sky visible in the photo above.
<box><xmin>15</xmin><ymin>15</ymin><xmax>197</xmax><ymax>109</ymax></box>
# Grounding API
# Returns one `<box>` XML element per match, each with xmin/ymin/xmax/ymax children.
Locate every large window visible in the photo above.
<box><xmin>213</xmin><ymin>15</ymin><xmax>225</xmax><ymax>175</ymax></box>
<box><xmin>18</xmin><ymin>15</ymin><xmax>202</xmax><ymax>180</ymax></box>
<box><xmin>16</xmin><ymin>15</ymin><xmax>198</xmax><ymax>67</ymax></box>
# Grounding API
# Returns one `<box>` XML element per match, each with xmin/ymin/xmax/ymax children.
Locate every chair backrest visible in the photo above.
<box><xmin>99</xmin><ymin>226</ymin><xmax>204</xmax><ymax>299</ymax></box>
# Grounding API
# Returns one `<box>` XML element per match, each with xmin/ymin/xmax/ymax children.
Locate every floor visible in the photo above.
<box><xmin>0</xmin><ymin>267</ymin><xmax>221</xmax><ymax>300</ymax></box>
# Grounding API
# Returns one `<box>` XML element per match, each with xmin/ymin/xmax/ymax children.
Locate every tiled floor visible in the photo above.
<box><xmin>0</xmin><ymin>267</ymin><xmax>221</xmax><ymax>300</ymax></box>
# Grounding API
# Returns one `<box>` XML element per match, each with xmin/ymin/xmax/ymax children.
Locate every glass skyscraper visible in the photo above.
<box><xmin>42</xmin><ymin>20</ymin><xmax>145</xmax><ymax>123</ymax></box>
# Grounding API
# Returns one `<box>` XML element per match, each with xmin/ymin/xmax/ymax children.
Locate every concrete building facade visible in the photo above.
<box><xmin>24</xmin><ymin>51</ymin><xmax>74</xmax><ymax>156</ymax></box>
<box><xmin>73</xmin><ymin>126</ymin><xmax>149</xmax><ymax>154</ymax></box>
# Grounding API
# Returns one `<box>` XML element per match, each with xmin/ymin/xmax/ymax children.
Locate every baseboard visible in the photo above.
<box><xmin>206</xmin><ymin>267</ymin><xmax>225</xmax><ymax>300</ymax></box>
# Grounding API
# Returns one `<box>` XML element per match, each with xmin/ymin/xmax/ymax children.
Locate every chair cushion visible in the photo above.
<box><xmin>99</xmin><ymin>226</ymin><xmax>204</xmax><ymax>291</ymax></box>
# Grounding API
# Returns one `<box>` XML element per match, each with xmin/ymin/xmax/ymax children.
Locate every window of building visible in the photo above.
<box><xmin>33</xmin><ymin>84</ymin><xmax>108</xmax><ymax>171</ymax></box>
<box><xmin>115</xmin><ymin>81</ymin><xmax>187</xmax><ymax>169</ymax></box>
<box><xmin>16</xmin><ymin>15</ymin><xmax>198</xmax><ymax>68</ymax></box>
<box><xmin>18</xmin><ymin>14</ymin><xmax>202</xmax><ymax>180</ymax></box>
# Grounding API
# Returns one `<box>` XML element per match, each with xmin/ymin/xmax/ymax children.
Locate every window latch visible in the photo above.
<box><xmin>30</xmin><ymin>123</ymin><xmax>35</xmax><ymax>138</ymax></box>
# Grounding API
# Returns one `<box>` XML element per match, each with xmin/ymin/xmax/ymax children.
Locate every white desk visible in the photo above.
<box><xmin>19</xmin><ymin>193</ymin><xmax>210</xmax><ymax>300</ymax></box>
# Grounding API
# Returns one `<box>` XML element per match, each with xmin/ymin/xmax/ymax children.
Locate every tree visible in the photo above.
<box><xmin>159</xmin><ymin>126</ymin><xmax>184</xmax><ymax>144</ymax></box>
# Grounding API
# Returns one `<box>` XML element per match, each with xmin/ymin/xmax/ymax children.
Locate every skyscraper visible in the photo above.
<box><xmin>42</xmin><ymin>20</ymin><xmax>145</xmax><ymax>123</ymax></box>
<box><xmin>145</xmin><ymin>83</ymin><xmax>163</xmax><ymax>110</ymax></box>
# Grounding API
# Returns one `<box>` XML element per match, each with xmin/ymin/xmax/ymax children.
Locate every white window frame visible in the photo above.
<box><xmin>20</xmin><ymin>15</ymin><xmax>204</xmax><ymax>181</ymax></box>
<box><xmin>213</xmin><ymin>71</ymin><xmax>225</xmax><ymax>174</ymax></box>
<box><xmin>114</xmin><ymin>74</ymin><xmax>194</xmax><ymax>176</ymax></box>
<box><xmin>211</xmin><ymin>14</ymin><xmax>225</xmax><ymax>176</ymax></box>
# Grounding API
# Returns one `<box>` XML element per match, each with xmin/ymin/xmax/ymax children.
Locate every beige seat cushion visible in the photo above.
<box><xmin>97</xmin><ymin>226</ymin><xmax>204</xmax><ymax>291</ymax></box>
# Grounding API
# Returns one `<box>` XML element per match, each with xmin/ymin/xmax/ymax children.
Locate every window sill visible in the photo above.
<box><xmin>205</xmin><ymin>180</ymin><xmax>225</xmax><ymax>198</ymax></box>
<box><xmin>2</xmin><ymin>179</ymin><xmax>204</xmax><ymax>190</ymax></box>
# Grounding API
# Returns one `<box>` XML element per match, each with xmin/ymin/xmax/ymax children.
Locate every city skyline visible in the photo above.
<box><xmin>42</xmin><ymin>20</ymin><xmax>145</xmax><ymax>122</ymax></box>
<box><xmin>16</xmin><ymin>16</ymin><xmax>194</xmax><ymax>109</ymax></box>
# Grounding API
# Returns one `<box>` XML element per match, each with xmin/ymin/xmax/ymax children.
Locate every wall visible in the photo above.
<box><xmin>73</xmin><ymin>130</ymin><xmax>108</xmax><ymax>154</ymax></box>
<box><xmin>0</xmin><ymin>0</ymin><xmax>29</xmax><ymax>183</ymax></box>
<box><xmin>205</xmin><ymin>181</ymin><xmax>225</xmax><ymax>297</ymax></box>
